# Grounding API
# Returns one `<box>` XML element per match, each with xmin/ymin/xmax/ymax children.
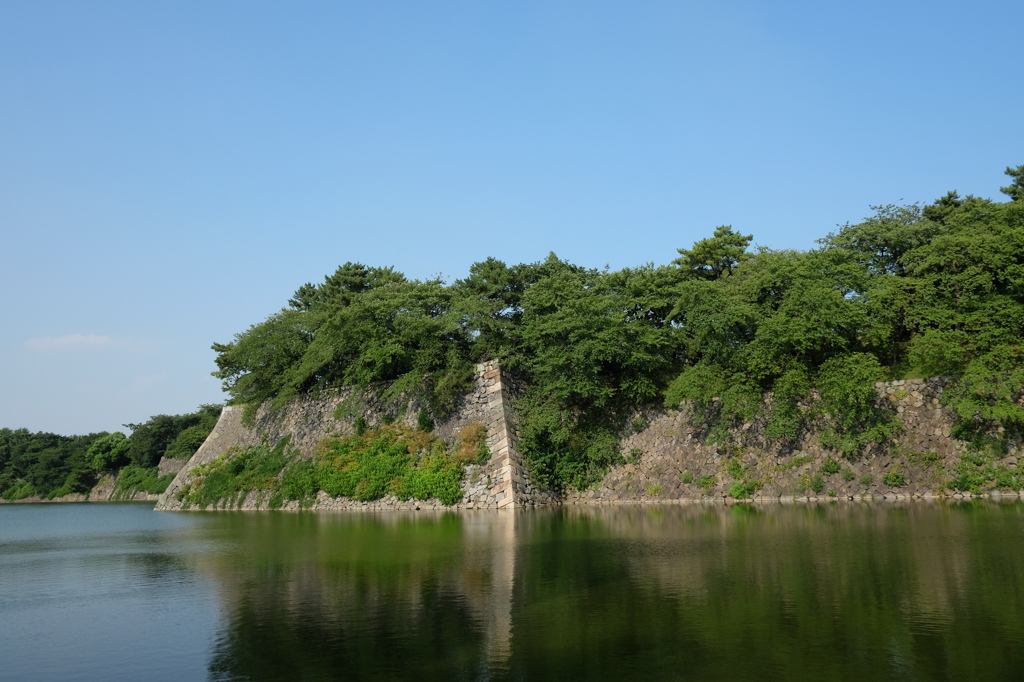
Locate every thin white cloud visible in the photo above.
<box><xmin>23</xmin><ymin>334</ymin><xmax>149</xmax><ymax>352</ymax></box>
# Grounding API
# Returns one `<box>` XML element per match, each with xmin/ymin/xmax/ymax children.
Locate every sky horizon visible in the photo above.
<box><xmin>3</xmin><ymin>0</ymin><xmax>1022</xmax><ymax>435</ymax></box>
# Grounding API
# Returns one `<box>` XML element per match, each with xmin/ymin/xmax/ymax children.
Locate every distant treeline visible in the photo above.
<box><xmin>211</xmin><ymin>165</ymin><xmax>1024</xmax><ymax>492</ymax></box>
<box><xmin>0</xmin><ymin>405</ymin><xmax>221</xmax><ymax>501</ymax></box>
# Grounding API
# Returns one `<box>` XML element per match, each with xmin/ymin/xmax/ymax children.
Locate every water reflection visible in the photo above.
<box><xmin>192</xmin><ymin>502</ymin><xmax>1024</xmax><ymax>682</ymax></box>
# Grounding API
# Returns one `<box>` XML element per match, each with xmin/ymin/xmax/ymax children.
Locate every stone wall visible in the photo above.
<box><xmin>565</xmin><ymin>377</ymin><xmax>1022</xmax><ymax>504</ymax></box>
<box><xmin>158</xmin><ymin>371</ymin><xmax>1021</xmax><ymax>512</ymax></box>
<box><xmin>156</xmin><ymin>361</ymin><xmax>557</xmax><ymax>511</ymax></box>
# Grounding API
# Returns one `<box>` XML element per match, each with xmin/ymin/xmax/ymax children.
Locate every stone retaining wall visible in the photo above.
<box><xmin>565</xmin><ymin>377</ymin><xmax>1020</xmax><ymax>505</ymax></box>
<box><xmin>156</xmin><ymin>361</ymin><xmax>557</xmax><ymax>511</ymax></box>
<box><xmin>158</xmin><ymin>371</ymin><xmax>1020</xmax><ymax>512</ymax></box>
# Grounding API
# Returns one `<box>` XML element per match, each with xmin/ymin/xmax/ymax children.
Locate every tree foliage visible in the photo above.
<box><xmin>1</xmin><ymin>404</ymin><xmax>222</xmax><ymax>500</ymax></box>
<box><xmin>206</xmin><ymin>165</ymin><xmax>1024</xmax><ymax>491</ymax></box>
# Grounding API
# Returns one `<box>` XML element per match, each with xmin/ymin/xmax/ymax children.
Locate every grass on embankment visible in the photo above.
<box><xmin>175</xmin><ymin>423</ymin><xmax>489</xmax><ymax>510</ymax></box>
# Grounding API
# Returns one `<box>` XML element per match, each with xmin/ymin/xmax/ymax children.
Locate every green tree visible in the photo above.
<box><xmin>822</xmin><ymin>204</ymin><xmax>942</xmax><ymax>277</ymax></box>
<box><xmin>509</xmin><ymin>254</ymin><xmax>674</xmax><ymax>489</ymax></box>
<box><xmin>1001</xmin><ymin>164</ymin><xmax>1024</xmax><ymax>202</ymax></box>
<box><xmin>88</xmin><ymin>432</ymin><xmax>131</xmax><ymax>471</ymax></box>
<box><xmin>673</xmin><ymin>225</ymin><xmax>753</xmax><ymax>280</ymax></box>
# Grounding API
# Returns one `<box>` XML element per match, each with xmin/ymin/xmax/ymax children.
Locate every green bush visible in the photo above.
<box><xmin>176</xmin><ymin>438</ymin><xmax>294</xmax><ymax>509</ymax></box>
<box><xmin>726</xmin><ymin>458</ymin><xmax>745</xmax><ymax>479</ymax></box>
<box><xmin>946</xmin><ymin>448</ymin><xmax>1021</xmax><ymax>494</ymax></box>
<box><xmin>809</xmin><ymin>475</ymin><xmax>825</xmax><ymax>494</ymax></box>
<box><xmin>821</xmin><ymin>457</ymin><xmax>840</xmax><ymax>475</ymax></box>
<box><xmin>906</xmin><ymin>451</ymin><xmax>943</xmax><ymax>468</ymax></box>
<box><xmin>316</xmin><ymin>426</ymin><xmax>464</xmax><ymax>505</ymax></box>
<box><xmin>113</xmin><ymin>465</ymin><xmax>174</xmax><ymax>499</ymax></box>
<box><xmin>841</xmin><ymin>468</ymin><xmax>856</xmax><ymax>482</ymax></box>
<box><xmin>417</xmin><ymin>409</ymin><xmax>435</xmax><ymax>433</ymax></box>
<box><xmin>883</xmin><ymin>471</ymin><xmax>907</xmax><ymax>487</ymax></box>
<box><xmin>728</xmin><ymin>479</ymin><xmax>762</xmax><ymax>499</ymax></box>
<box><xmin>679</xmin><ymin>470</ymin><xmax>693</xmax><ymax>484</ymax></box>
<box><xmin>2</xmin><ymin>481</ymin><xmax>36</xmax><ymax>500</ymax></box>
<box><xmin>175</xmin><ymin>426</ymin><xmax>470</xmax><ymax>509</ymax></box>
<box><xmin>276</xmin><ymin>459</ymin><xmax>319</xmax><ymax>508</ymax></box>
<box><xmin>859</xmin><ymin>474</ymin><xmax>874</xmax><ymax>487</ymax></box>
<box><xmin>696</xmin><ymin>475</ymin><xmax>717</xmax><ymax>493</ymax></box>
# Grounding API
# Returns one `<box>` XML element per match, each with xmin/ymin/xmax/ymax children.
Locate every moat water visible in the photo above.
<box><xmin>2</xmin><ymin>501</ymin><xmax>1023</xmax><ymax>681</ymax></box>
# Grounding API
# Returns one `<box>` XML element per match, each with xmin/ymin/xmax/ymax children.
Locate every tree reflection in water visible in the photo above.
<box><xmin>199</xmin><ymin>502</ymin><xmax>1024</xmax><ymax>682</ymax></box>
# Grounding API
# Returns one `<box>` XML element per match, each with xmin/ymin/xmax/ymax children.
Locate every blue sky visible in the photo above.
<box><xmin>2</xmin><ymin>0</ymin><xmax>1022</xmax><ymax>435</ymax></box>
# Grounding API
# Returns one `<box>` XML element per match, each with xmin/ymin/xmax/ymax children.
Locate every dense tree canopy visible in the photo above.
<box><xmin>209</xmin><ymin>164</ymin><xmax>1024</xmax><ymax>489</ymax></box>
<box><xmin>1</xmin><ymin>404</ymin><xmax>222</xmax><ymax>500</ymax></box>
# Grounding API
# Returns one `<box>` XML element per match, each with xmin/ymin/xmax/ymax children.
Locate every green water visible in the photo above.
<box><xmin>2</xmin><ymin>502</ymin><xmax>1023</xmax><ymax>681</ymax></box>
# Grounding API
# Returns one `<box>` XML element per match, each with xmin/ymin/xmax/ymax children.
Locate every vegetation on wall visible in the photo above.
<box><xmin>175</xmin><ymin>425</ymin><xmax>474</xmax><ymax>510</ymax></box>
<box><xmin>207</xmin><ymin>165</ymin><xmax>1024</xmax><ymax>493</ymax></box>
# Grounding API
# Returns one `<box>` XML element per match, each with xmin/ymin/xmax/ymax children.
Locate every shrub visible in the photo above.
<box><xmin>809</xmin><ymin>475</ymin><xmax>825</xmax><ymax>494</ymax></box>
<box><xmin>455</xmin><ymin>423</ymin><xmax>490</xmax><ymax>464</ymax></box>
<box><xmin>696</xmin><ymin>475</ymin><xmax>717</xmax><ymax>493</ymax></box>
<box><xmin>176</xmin><ymin>438</ymin><xmax>294</xmax><ymax>509</ymax></box>
<box><xmin>317</xmin><ymin>425</ymin><xmax>464</xmax><ymax>505</ymax></box>
<box><xmin>277</xmin><ymin>459</ymin><xmax>318</xmax><ymax>508</ymax></box>
<box><xmin>906</xmin><ymin>451</ymin><xmax>942</xmax><ymax>468</ymax></box>
<box><xmin>726</xmin><ymin>458</ymin><xmax>745</xmax><ymax>479</ymax></box>
<box><xmin>113</xmin><ymin>465</ymin><xmax>174</xmax><ymax>499</ymax></box>
<box><xmin>821</xmin><ymin>457</ymin><xmax>840</xmax><ymax>475</ymax></box>
<box><xmin>2</xmin><ymin>481</ymin><xmax>36</xmax><ymax>501</ymax></box>
<box><xmin>883</xmin><ymin>471</ymin><xmax>907</xmax><ymax>487</ymax></box>
<box><xmin>859</xmin><ymin>474</ymin><xmax>873</xmax><ymax>487</ymax></box>
<box><xmin>679</xmin><ymin>470</ymin><xmax>693</xmax><ymax>484</ymax></box>
<box><xmin>841</xmin><ymin>468</ymin><xmax>856</xmax><ymax>482</ymax></box>
<box><xmin>417</xmin><ymin>409</ymin><xmax>435</xmax><ymax>433</ymax></box>
<box><xmin>728</xmin><ymin>479</ymin><xmax>763</xmax><ymax>499</ymax></box>
<box><xmin>777</xmin><ymin>455</ymin><xmax>812</xmax><ymax>471</ymax></box>
<box><xmin>816</xmin><ymin>353</ymin><xmax>901</xmax><ymax>457</ymax></box>
<box><xmin>945</xmin><ymin>449</ymin><xmax>1016</xmax><ymax>494</ymax></box>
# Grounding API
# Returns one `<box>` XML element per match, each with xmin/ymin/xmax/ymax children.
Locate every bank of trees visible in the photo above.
<box><xmin>0</xmin><ymin>404</ymin><xmax>222</xmax><ymax>500</ymax></box>
<box><xmin>213</xmin><ymin>164</ymin><xmax>1024</xmax><ymax>490</ymax></box>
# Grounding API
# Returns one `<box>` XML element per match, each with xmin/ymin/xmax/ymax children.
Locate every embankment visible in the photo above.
<box><xmin>156</xmin><ymin>361</ymin><xmax>558</xmax><ymax>511</ymax></box>
<box><xmin>568</xmin><ymin>377</ymin><xmax>1020</xmax><ymax>504</ymax></box>
<box><xmin>158</xmin><ymin>369</ymin><xmax>1022</xmax><ymax>512</ymax></box>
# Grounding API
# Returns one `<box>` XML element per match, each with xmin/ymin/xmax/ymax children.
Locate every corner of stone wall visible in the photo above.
<box><xmin>155</xmin><ymin>404</ymin><xmax>247</xmax><ymax>510</ymax></box>
<box><xmin>477</xmin><ymin>361</ymin><xmax>558</xmax><ymax>508</ymax></box>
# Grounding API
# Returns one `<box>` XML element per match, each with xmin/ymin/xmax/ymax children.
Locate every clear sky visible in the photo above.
<box><xmin>2</xmin><ymin>0</ymin><xmax>1022</xmax><ymax>435</ymax></box>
